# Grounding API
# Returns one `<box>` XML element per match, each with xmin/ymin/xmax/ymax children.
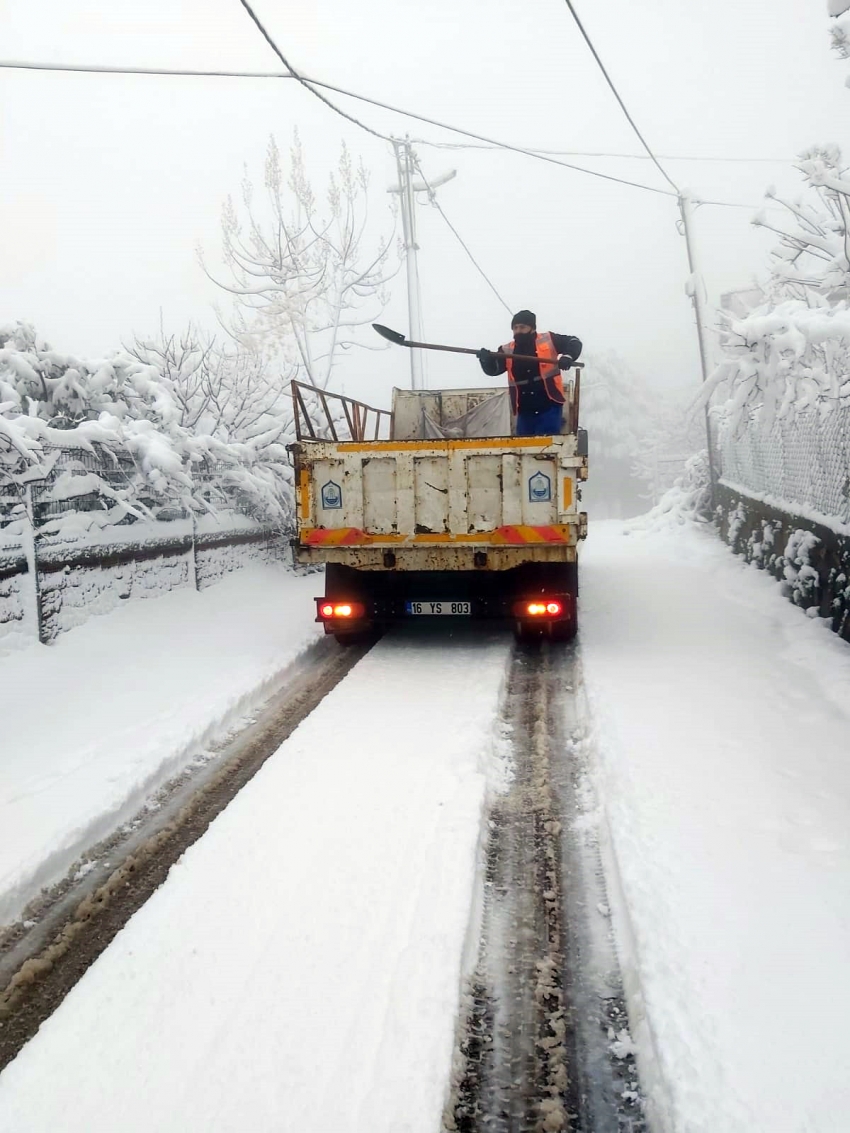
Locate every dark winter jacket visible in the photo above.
<box><xmin>479</xmin><ymin>332</ymin><xmax>583</xmax><ymax>414</ymax></box>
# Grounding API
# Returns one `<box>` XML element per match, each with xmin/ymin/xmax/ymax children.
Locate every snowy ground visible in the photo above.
<box><xmin>0</xmin><ymin>629</ymin><xmax>511</xmax><ymax>1133</ymax></box>
<box><xmin>0</xmin><ymin>564</ymin><xmax>323</xmax><ymax>927</ymax></box>
<box><xmin>2</xmin><ymin>521</ymin><xmax>850</xmax><ymax>1133</ymax></box>
<box><xmin>579</xmin><ymin>520</ymin><xmax>850</xmax><ymax>1133</ymax></box>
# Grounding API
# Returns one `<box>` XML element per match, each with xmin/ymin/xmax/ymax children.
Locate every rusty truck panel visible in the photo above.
<box><xmin>291</xmin><ymin>433</ymin><xmax>587</xmax><ymax>572</ymax></box>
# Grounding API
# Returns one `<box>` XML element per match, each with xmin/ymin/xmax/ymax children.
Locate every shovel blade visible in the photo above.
<box><xmin>372</xmin><ymin>323</ymin><xmax>407</xmax><ymax>346</ymax></box>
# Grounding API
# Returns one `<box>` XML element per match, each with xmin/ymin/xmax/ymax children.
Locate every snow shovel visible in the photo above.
<box><xmin>372</xmin><ymin>324</ymin><xmax>583</xmax><ymax>370</ymax></box>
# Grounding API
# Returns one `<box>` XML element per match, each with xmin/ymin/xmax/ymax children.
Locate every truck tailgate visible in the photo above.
<box><xmin>295</xmin><ymin>436</ymin><xmax>586</xmax><ymax>548</ymax></box>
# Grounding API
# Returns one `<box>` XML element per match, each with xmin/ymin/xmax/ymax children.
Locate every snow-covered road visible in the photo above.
<box><xmin>0</xmin><ymin>629</ymin><xmax>512</xmax><ymax>1133</ymax></box>
<box><xmin>0</xmin><ymin>565</ymin><xmax>322</xmax><ymax>927</ymax></box>
<box><xmin>580</xmin><ymin>520</ymin><xmax>850</xmax><ymax>1133</ymax></box>
<box><xmin>2</xmin><ymin>520</ymin><xmax>850</xmax><ymax>1133</ymax></box>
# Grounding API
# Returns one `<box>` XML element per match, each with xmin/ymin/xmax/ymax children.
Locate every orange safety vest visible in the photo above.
<box><xmin>499</xmin><ymin>331</ymin><xmax>565</xmax><ymax>415</ymax></box>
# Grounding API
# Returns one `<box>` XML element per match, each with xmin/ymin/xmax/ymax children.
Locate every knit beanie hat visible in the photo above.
<box><xmin>511</xmin><ymin>309</ymin><xmax>537</xmax><ymax>329</ymax></box>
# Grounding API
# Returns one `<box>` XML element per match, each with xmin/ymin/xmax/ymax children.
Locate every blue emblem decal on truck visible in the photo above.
<box><xmin>528</xmin><ymin>471</ymin><xmax>552</xmax><ymax>503</ymax></box>
<box><xmin>321</xmin><ymin>480</ymin><xmax>343</xmax><ymax>509</ymax></box>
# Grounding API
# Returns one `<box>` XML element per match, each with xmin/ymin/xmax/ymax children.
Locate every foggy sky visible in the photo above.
<box><xmin>1</xmin><ymin>0</ymin><xmax>847</xmax><ymax>404</ymax></box>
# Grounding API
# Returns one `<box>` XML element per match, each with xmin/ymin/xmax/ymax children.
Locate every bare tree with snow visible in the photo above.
<box><xmin>753</xmin><ymin>146</ymin><xmax>850</xmax><ymax>303</ymax></box>
<box><xmin>129</xmin><ymin>320</ymin><xmax>295</xmax><ymax>445</ymax></box>
<box><xmin>201</xmin><ymin>133</ymin><xmax>398</xmax><ymax>390</ymax></box>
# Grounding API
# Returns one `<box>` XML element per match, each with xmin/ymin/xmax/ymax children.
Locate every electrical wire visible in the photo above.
<box><xmin>416</xmin><ymin>141</ymin><xmax>791</xmax><ymax>164</ymax></box>
<box><xmin>0</xmin><ymin>60</ymin><xmax>300</xmax><ymax>80</ymax></box>
<box><xmin>410</xmin><ymin>153</ymin><xmax>513</xmax><ymax>315</ymax></box>
<box><xmin>315</xmin><ymin>77</ymin><xmax>680</xmax><ymax>198</ymax></box>
<box><xmin>235</xmin><ymin>0</ymin><xmax>392</xmax><ymax>143</ymax></box>
<box><xmin>0</xmin><ymin>59</ymin><xmax>779</xmax><ymax>209</ymax></box>
<box><xmin>558</xmin><ymin>0</ymin><xmax>680</xmax><ymax>193</ymax></box>
<box><xmin>0</xmin><ymin>61</ymin><xmax>791</xmax><ymax>166</ymax></box>
<box><xmin>0</xmin><ymin>58</ymin><xmax>677</xmax><ymax>198</ymax></box>
<box><xmin>0</xmin><ymin>63</ymin><xmax>792</xmax><ymax>168</ymax></box>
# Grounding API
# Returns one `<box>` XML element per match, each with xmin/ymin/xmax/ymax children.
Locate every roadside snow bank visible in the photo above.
<box><xmin>579</xmin><ymin>520</ymin><xmax>850</xmax><ymax>1133</ymax></box>
<box><xmin>0</xmin><ymin>630</ymin><xmax>512</xmax><ymax>1133</ymax></box>
<box><xmin>0</xmin><ymin>565</ymin><xmax>322</xmax><ymax>927</ymax></box>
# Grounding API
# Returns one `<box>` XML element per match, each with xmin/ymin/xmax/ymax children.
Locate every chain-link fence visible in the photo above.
<box><xmin>718</xmin><ymin>406</ymin><xmax>850</xmax><ymax>525</ymax></box>
<box><xmin>715</xmin><ymin>405</ymin><xmax>850</xmax><ymax>641</ymax></box>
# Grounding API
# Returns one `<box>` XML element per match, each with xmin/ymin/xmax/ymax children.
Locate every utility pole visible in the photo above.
<box><xmin>389</xmin><ymin>138</ymin><xmax>456</xmax><ymax>390</ymax></box>
<box><xmin>678</xmin><ymin>191</ymin><xmax>718</xmax><ymax>505</ymax></box>
<box><xmin>391</xmin><ymin>139</ymin><xmax>424</xmax><ymax>389</ymax></box>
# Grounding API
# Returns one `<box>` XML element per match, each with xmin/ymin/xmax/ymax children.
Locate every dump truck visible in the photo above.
<box><xmin>288</xmin><ymin>373</ymin><xmax>588</xmax><ymax>643</ymax></box>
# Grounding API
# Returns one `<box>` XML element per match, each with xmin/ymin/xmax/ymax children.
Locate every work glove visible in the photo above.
<box><xmin>477</xmin><ymin>348</ymin><xmax>492</xmax><ymax>362</ymax></box>
<box><xmin>557</xmin><ymin>354</ymin><xmax>575</xmax><ymax>371</ymax></box>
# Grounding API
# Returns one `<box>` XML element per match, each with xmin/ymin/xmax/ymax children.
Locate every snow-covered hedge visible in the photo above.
<box><xmin>715</xmin><ymin>482</ymin><xmax>850</xmax><ymax>641</ymax></box>
<box><xmin>0</xmin><ymin>321</ymin><xmax>295</xmax><ymax>531</ymax></box>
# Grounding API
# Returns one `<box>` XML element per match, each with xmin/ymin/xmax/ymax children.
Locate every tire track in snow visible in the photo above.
<box><xmin>0</xmin><ymin>637</ymin><xmax>371</xmax><ymax>1070</ymax></box>
<box><xmin>445</xmin><ymin>642</ymin><xmax>646</xmax><ymax>1132</ymax></box>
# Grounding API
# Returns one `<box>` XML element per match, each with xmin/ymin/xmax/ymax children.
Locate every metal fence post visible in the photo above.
<box><xmin>23</xmin><ymin>484</ymin><xmax>47</xmax><ymax>645</ymax></box>
<box><xmin>190</xmin><ymin>511</ymin><xmax>200</xmax><ymax>591</ymax></box>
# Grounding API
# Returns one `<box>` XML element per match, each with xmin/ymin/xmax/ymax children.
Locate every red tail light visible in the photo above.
<box><xmin>516</xmin><ymin>599</ymin><xmax>565</xmax><ymax>618</ymax></box>
<box><xmin>317</xmin><ymin>601</ymin><xmax>365</xmax><ymax>620</ymax></box>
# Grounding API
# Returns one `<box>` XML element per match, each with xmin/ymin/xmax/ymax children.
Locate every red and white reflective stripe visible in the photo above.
<box><xmin>302</xmin><ymin>525</ymin><xmax>575</xmax><ymax>547</ymax></box>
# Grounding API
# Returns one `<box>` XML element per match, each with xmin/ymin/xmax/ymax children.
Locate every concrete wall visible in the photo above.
<box><xmin>0</xmin><ymin>527</ymin><xmax>285</xmax><ymax>650</ymax></box>
<box><xmin>716</xmin><ymin>483</ymin><xmax>850</xmax><ymax>642</ymax></box>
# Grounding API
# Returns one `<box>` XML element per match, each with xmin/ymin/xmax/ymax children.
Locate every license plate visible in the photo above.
<box><xmin>405</xmin><ymin>600</ymin><xmax>471</xmax><ymax>616</ymax></box>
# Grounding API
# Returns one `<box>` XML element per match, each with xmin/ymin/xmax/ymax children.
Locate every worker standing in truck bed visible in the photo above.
<box><xmin>477</xmin><ymin>309</ymin><xmax>582</xmax><ymax>437</ymax></box>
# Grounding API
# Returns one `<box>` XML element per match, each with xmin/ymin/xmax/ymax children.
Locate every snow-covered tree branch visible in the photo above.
<box><xmin>0</xmin><ymin>321</ymin><xmax>297</xmax><ymax>529</ymax></box>
<box><xmin>200</xmin><ymin>133</ymin><xmax>399</xmax><ymax>390</ymax></box>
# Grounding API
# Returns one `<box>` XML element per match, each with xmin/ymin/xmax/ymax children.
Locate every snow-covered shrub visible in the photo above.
<box><xmin>626</xmin><ymin>450</ymin><xmax>713</xmax><ymax>532</ymax></box>
<box><xmin>782</xmin><ymin>529</ymin><xmax>822</xmax><ymax>607</ymax></box>
<box><xmin>746</xmin><ymin>519</ymin><xmax>779</xmax><ymax>568</ymax></box>
<box><xmin>709</xmin><ymin>300</ymin><xmax>850</xmax><ymax>433</ymax></box>
<box><xmin>0</xmin><ymin>321</ymin><xmax>295</xmax><ymax>530</ymax></box>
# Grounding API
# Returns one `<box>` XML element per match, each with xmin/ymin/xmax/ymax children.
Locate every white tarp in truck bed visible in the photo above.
<box><xmin>392</xmin><ymin>388</ymin><xmax>512</xmax><ymax>440</ymax></box>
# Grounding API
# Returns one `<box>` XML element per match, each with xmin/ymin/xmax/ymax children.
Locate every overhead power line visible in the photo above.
<box><xmin>418</xmin><ymin>142</ymin><xmax>791</xmax><ymax>164</ymax></box>
<box><xmin>0</xmin><ymin>60</ymin><xmax>298</xmax><ymax>80</ymax></box>
<box><xmin>0</xmin><ymin>58</ymin><xmax>676</xmax><ymax>198</ymax></box>
<box><xmin>311</xmin><ymin>77</ymin><xmax>680</xmax><ymax>198</ymax></box>
<box><xmin>410</xmin><ymin>154</ymin><xmax>513</xmax><ymax>315</ymax></box>
<box><xmin>0</xmin><ymin>59</ymin><xmax>781</xmax><ymax>209</ymax></box>
<box><xmin>559</xmin><ymin>0</ymin><xmax>680</xmax><ymax>193</ymax></box>
<box><xmin>0</xmin><ymin>62</ymin><xmax>790</xmax><ymax>166</ymax></box>
<box><xmin>235</xmin><ymin>0</ymin><xmax>392</xmax><ymax>143</ymax></box>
